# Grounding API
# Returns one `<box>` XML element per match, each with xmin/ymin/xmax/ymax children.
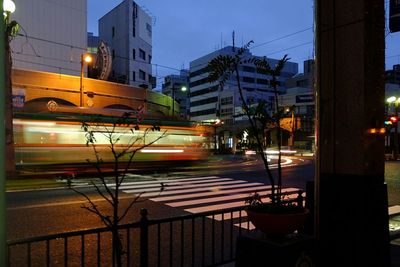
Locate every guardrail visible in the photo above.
<box><xmin>7</xmin><ymin>190</ymin><xmax>305</xmax><ymax>267</ymax></box>
<box><xmin>7</xmin><ymin>206</ymin><xmax>248</xmax><ymax>267</ymax></box>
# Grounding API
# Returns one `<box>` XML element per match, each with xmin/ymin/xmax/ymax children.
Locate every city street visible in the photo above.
<box><xmin>7</xmin><ymin>156</ymin><xmax>312</xmax><ymax>240</ymax></box>
<box><xmin>7</xmin><ymin>155</ymin><xmax>400</xmax><ymax>240</ymax></box>
<box><xmin>6</xmin><ymin>155</ymin><xmax>400</xmax><ymax>266</ymax></box>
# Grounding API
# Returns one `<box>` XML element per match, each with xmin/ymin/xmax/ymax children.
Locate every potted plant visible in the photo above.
<box><xmin>208</xmin><ymin>41</ymin><xmax>308</xmax><ymax>236</ymax></box>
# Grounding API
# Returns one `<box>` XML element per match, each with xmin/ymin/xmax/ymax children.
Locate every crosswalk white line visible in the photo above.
<box><xmin>152</xmin><ymin>183</ymin><xmax>268</xmax><ymax>202</ymax></box>
<box><xmin>122</xmin><ymin>179</ymin><xmax>247</xmax><ymax>194</ymax></box>
<box><xmin>185</xmin><ymin>187</ymin><xmax>299</xmax><ymax>214</ymax></box>
<box><xmin>110</xmin><ymin>176</ymin><xmax>221</xmax><ymax>187</ymax></box>
<box><xmin>113</xmin><ymin>177</ymin><xmax>232</xmax><ymax>191</ymax></box>
<box><xmin>141</xmin><ymin>181</ymin><xmax>264</xmax><ymax>198</ymax></box>
<box><xmin>116</xmin><ymin>175</ymin><xmax>302</xmax><ymax>231</ymax></box>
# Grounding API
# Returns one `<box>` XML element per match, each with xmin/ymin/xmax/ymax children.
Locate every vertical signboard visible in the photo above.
<box><xmin>390</xmin><ymin>0</ymin><xmax>400</xmax><ymax>33</ymax></box>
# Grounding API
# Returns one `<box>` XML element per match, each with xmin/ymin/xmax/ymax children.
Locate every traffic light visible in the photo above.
<box><xmin>385</xmin><ymin>115</ymin><xmax>398</xmax><ymax>125</ymax></box>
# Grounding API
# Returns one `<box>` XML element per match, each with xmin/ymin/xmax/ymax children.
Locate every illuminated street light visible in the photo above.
<box><xmin>80</xmin><ymin>53</ymin><xmax>92</xmax><ymax>107</ymax></box>
<box><xmin>171</xmin><ymin>85</ymin><xmax>187</xmax><ymax>117</ymax></box>
<box><xmin>3</xmin><ymin>0</ymin><xmax>15</xmax><ymax>13</ymax></box>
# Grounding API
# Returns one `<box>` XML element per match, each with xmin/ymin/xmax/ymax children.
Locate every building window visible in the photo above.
<box><xmin>132</xmin><ymin>71</ymin><xmax>136</xmax><ymax>82</ymax></box>
<box><xmin>242</xmin><ymin>66</ymin><xmax>255</xmax><ymax>72</ymax></box>
<box><xmin>112</xmin><ymin>26</ymin><xmax>115</xmax><ymax>37</ymax></box>
<box><xmin>146</xmin><ymin>23</ymin><xmax>152</xmax><ymax>37</ymax></box>
<box><xmin>139</xmin><ymin>49</ymin><xmax>146</xmax><ymax>60</ymax></box>
<box><xmin>221</xmin><ymin>96</ymin><xmax>233</xmax><ymax>105</ymax></box>
<box><xmin>139</xmin><ymin>70</ymin><xmax>146</xmax><ymax>80</ymax></box>
<box><xmin>296</xmin><ymin>80</ymin><xmax>308</xmax><ymax>87</ymax></box>
<box><xmin>220</xmin><ymin>108</ymin><xmax>233</xmax><ymax>116</ymax></box>
<box><xmin>132</xmin><ymin>9</ymin><xmax>136</xmax><ymax>37</ymax></box>
<box><xmin>257</xmin><ymin>78</ymin><xmax>269</xmax><ymax>85</ymax></box>
<box><xmin>112</xmin><ymin>49</ymin><xmax>115</xmax><ymax>59</ymax></box>
<box><xmin>243</xmin><ymin>77</ymin><xmax>255</xmax><ymax>83</ymax></box>
<box><xmin>132</xmin><ymin>49</ymin><xmax>136</xmax><ymax>60</ymax></box>
<box><xmin>148</xmin><ymin>55</ymin><xmax>152</xmax><ymax>63</ymax></box>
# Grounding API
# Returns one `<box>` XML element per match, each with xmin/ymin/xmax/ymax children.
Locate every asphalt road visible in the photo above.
<box><xmin>6</xmin><ymin>156</ymin><xmax>400</xmax><ymax>266</ymax></box>
<box><xmin>7</xmin><ymin>156</ymin><xmax>312</xmax><ymax>239</ymax></box>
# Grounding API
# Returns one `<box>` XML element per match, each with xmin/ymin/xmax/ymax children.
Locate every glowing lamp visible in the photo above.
<box><xmin>390</xmin><ymin>116</ymin><xmax>398</xmax><ymax>123</ymax></box>
<box><xmin>83</xmin><ymin>54</ymin><xmax>92</xmax><ymax>63</ymax></box>
<box><xmin>3</xmin><ymin>0</ymin><xmax>16</xmax><ymax>13</ymax></box>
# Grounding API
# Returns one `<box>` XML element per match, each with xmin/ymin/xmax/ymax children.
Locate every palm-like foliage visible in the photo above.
<box><xmin>208</xmin><ymin>41</ymin><xmax>290</xmax><ymax>207</ymax></box>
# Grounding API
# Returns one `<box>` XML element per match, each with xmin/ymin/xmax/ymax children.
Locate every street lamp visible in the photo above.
<box><xmin>3</xmin><ymin>0</ymin><xmax>17</xmax><ymax>174</ymax></box>
<box><xmin>2</xmin><ymin>1</ymin><xmax>17</xmax><ymax>264</ymax></box>
<box><xmin>171</xmin><ymin>85</ymin><xmax>187</xmax><ymax>117</ymax></box>
<box><xmin>387</xmin><ymin>96</ymin><xmax>400</xmax><ymax>160</ymax></box>
<box><xmin>80</xmin><ymin>54</ymin><xmax>92</xmax><ymax>107</ymax></box>
<box><xmin>3</xmin><ymin>0</ymin><xmax>15</xmax><ymax>14</ymax></box>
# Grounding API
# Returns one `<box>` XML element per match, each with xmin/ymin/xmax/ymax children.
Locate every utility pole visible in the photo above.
<box><xmin>1</xmin><ymin>1</ymin><xmax>7</xmax><ymax>264</ymax></box>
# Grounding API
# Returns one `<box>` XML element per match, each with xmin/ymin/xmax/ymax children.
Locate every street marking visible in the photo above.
<box><xmin>116</xmin><ymin>175</ymin><xmax>302</xmax><ymax>231</ymax></box>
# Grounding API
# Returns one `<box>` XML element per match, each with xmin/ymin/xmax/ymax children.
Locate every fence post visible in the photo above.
<box><xmin>140</xmin><ymin>208</ymin><xmax>149</xmax><ymax>267</ymax></box>
<box><xmin>296</xmin><ymin>190</ymin><xmax>304</xmax><ymax>208</ymax></box>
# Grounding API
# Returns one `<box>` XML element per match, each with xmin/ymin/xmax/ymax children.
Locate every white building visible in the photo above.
<box><xmin>189</xmin><ymin>46</ymin><xmax>298</xmax><ymax>124</ymax></box>
<box><xmin>99</xmin><ymin>0</ymin><xmax>154</xmax><ymax>89</ymax></box>
<box><xmin>11</xmin><ymin>0</ymin><xmax>87</xmax><ymax>76</ymax></box>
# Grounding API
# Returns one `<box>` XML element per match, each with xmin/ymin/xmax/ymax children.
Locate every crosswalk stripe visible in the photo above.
<box><xmin>122</xmin><ymin>179</ymin><xmax>247</xmax><ymax>194</ymax></box>
<box><xmin>141</xmin><ymin>181</ymin><xmax>264</xmax><ymax>198</ymax></box>
<box><xmin>111</xmin><ymin>175</ymin><xmax>221</xmax><ymax>187</ymax></box>
<box><xmin>152</xmin><ymin>183</ymin><xmax>268</xmax><ymax>202</ymax></box>
<box><xmin>115</xmin><ymin>177</ymin><xmax>232</xmax><ymax>190</ymax></box>
<box><xmin>185</xmin><ymin>188</ymin><xmax>299</xmax><ymax>214</ymax></box>
<box><xmin>116</xmin><ymin>175</ymin><xmax>302</xmax><ymax>231</ymax></box>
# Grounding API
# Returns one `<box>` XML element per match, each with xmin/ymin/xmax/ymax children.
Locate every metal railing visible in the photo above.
<box><xmin>7</xmin><ymin>189</ymin><xmax>305</xmax><ymax>267</ymax></box>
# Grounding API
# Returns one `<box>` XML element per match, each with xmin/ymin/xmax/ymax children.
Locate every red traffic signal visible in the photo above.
<box><xmin>385</xmin><ymin>115</ymin><xmax>399</xmax><ymax>125</ymax></box>
<box><xmin>390</xmin><ymin>116</ymin><xmax>398</xmax><ymax>123</ymax></box>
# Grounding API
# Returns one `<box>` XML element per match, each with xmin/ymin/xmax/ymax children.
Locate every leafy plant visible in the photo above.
<box><xmin>208</xmin><ymin>41</ymin><xmax>303</xmax><ymax>213</ymax></box>
<box><xmin>72</xmin><ymin>112</ymin><xmax>166</xmax><ymax>267</ymax></box>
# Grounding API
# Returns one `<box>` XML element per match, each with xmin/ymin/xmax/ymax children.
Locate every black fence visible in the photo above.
<box><xmin>7</xmin><ymin>189</ymin><xmax>305</xmax><ymax>267</ymax></box>
<box><xmin>7</xmin><ymin>206</ymin><xmax>249</xmax><ymax>267</ymax></box>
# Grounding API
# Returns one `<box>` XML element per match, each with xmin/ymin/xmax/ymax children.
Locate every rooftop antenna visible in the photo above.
<box><xmin>232</xmin><ymin>30</ymin><xmax>235</xmax><ymax>51</ymax></box>
<box><xmin>221</xmin><ymin>32</ymin><xmax>223</xmax><ymax>49</ymax></box>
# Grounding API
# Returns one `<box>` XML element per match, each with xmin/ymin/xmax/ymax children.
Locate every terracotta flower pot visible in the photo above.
<box><xmin>246</xmin><ymin>208</ymin><xmax>310</xmax><ymax>236</ymax></box>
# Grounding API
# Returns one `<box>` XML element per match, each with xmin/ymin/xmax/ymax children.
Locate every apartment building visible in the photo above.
<box><xmin>99</xmin><ymin>0</ymin><xmax>154</xmax><ymax>89</ymax></box>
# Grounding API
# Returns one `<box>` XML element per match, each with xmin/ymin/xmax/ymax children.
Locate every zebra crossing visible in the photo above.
<box><xmin>112</xmin><ymin>175</ymin><xmax>303</xmax><ymax>230</ymax></box>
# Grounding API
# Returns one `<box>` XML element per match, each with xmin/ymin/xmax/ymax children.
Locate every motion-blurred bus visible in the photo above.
<box><xmin>13</xmin><ymin>112</ymin><xmax>212</xmax><ymax>166</ymax></box>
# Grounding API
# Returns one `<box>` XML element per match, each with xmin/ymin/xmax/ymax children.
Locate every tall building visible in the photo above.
<box><xmin>99</xmin><ymin>0</ymin><xmax>154</xmax><ymax>89</ymax></box>
<box><xmin>385</xmin><ymin>64</ymin><xmax>400</xmax><ymax>85</ymax></box>
<box><xmin>285</xmin><ymin>59</ymin><xmax>314</xmax><ymax>88</ymax></box>
<box><xmin>161</xmin><ymin>70</ymin><xmax>190</xmax><ymax>119</ymax></box>
<box><xmin>189</xmin><ymin>46</ymin><xmax>298</xmax><ymax>124</ymax></box>
<box><xmin>11</xmin><ymin>0</ymin><xmax>87</xmax><ymax>76</ymax></box>
<box><xmin>280</xmin><ymin>59</ymin><xmax>315</xmax><ymax>151</ymax></box>
<box><xmin>87</xmin><ymin>32</ymin><xmax>101</xmax><ymax>53</ymax></box>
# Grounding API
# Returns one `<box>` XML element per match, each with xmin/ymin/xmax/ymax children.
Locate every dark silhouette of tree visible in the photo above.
<box><xmin>73</xmin><ymin>113</ymin><xmax>166</xmax><ymax>267</ymax></box>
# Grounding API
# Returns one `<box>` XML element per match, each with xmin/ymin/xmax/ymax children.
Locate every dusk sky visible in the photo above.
<box><xmin>88</xmin><ymin>0</ymin><xmax>400</xmax><ymax>90</ymax></box>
